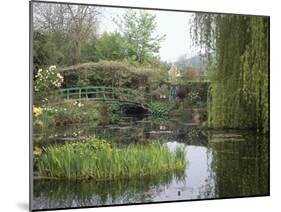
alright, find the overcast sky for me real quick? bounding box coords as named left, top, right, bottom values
left=99, top=7, right=199, bottom=63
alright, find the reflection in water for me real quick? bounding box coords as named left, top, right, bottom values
left=209, top=132, right=269, bottom=198
left=33, top=109, right=269, bottom=210
left=33, top=170, right=185, bottom=210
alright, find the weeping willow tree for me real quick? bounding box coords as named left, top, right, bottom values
left=191, top=14, right=269, bottom=133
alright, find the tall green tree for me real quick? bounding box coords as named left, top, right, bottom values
left=114, top=10, right=166, bottom=65
left=95, top=32, right=127, bottom=61
left=33, top=29, right=67, bottom=73
left=191, top=14, right=269, bottom=133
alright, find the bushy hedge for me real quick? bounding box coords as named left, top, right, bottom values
left=59, top=61, right=167, bottom=90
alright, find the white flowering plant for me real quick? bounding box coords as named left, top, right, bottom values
left=34, top=65, right=64, bottom=93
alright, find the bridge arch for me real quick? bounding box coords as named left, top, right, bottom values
left=59, top=86, right=152, bottom=110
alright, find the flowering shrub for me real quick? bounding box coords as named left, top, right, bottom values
left=32, top=101, right=108, bottom=130
left=34, top=65, right=64, bottom=93
left=186, top=90, right=202, bottom=106
left=33, top=106, right=43, bottom=117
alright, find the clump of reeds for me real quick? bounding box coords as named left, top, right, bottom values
left=38, top=137, right=186, bottom=180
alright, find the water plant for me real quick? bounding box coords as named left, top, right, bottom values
left=38, top=137, right=186, bottom=180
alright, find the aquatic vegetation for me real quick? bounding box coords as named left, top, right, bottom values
left=38, top=137, right=186, bottom=180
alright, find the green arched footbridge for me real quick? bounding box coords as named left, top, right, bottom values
left=59, top=86, right=153, bottom=109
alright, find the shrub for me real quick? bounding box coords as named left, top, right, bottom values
left=33, top=106, right=43, bottom=117
left=53, top=111, right=76, bottom=126
left=59, top=61, right=166, bottom=89
left=34, top=65, right=64, bottom=93
left=147, top=102, right=170, bottom=116
left=33, top=101, right=107, bottom=128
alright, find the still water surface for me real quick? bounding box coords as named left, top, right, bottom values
left=33, top=109, right=269, bottom=210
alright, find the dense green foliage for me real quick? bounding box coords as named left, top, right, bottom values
left=38, top=137, right=186, bottom=179
left=192, top=14, right=269, bottom=133
left=95, top=32, right=126, bottom=61
left=33, top=28, right=99, bottom=70
left=59, top=61, right=168, bottom=89
left=33, top=30, right=75, bottom=73
left=114, top=10, right=166, bottom=66
left=147, top=102, right=170, bottom=116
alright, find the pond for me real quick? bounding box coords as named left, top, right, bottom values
left=32, top=108, right=269, bottom=210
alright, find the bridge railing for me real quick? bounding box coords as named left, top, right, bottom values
left=59, top=86, right=152, bottom=105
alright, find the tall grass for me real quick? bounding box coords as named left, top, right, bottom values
left=38, top=137, right=186, bottom=180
